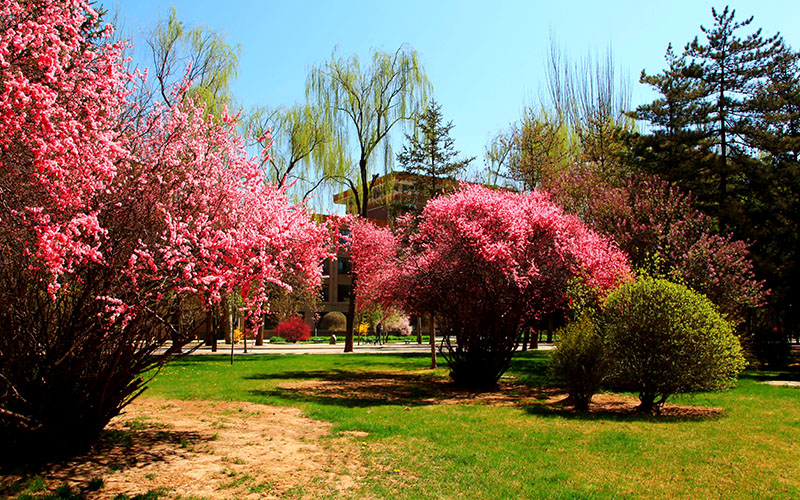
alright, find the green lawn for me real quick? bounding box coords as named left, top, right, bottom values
left=141, top=352, right=800, bottom=499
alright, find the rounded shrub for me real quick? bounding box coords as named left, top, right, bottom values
left=273, top=317, right=311, bottom=342
left=603, top=276, right=746, bottom=413
left=549, top=315, right=608, bottom=410
left=318, top=311, right=346, bottom=332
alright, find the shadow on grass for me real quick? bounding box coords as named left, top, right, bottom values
left=248, top=370, right=449, bottom=408
left=522, top=399, right=726, bottom=423
left=739, top=366, right=800, bottom=383
left=0, top=423, right=213, bottom=491
left=247, top=368, right=564, bottom=410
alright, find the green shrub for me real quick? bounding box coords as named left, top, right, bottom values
left=549, top=315, right=608, bottom=410
left=603, top=276, right=746, bottom=413
left=268, top=336, right=286, bottom=344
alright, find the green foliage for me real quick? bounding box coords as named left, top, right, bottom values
left=631, top=7, right=800, bottom=352
left=306, top=44, right=431, bottom=217
left=148, top=8, right=240, bottom=115
left=603, top=276, right=746, bottom=413
left=244, top=103, right=346, bottom=204
left=548, top=315, right=608, bottom=410
left=565, top=277, right=606, bottom=321
left=395, top=99, right=474, bottom=213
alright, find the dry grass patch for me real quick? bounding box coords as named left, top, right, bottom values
left=1, top=398, right=363, bottom=499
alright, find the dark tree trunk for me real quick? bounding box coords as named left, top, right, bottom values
left=430, top=314, right=437, bottom=369
left=344, top=286, right=356, bottom=352
left=636, top=392, right=661, bottom=414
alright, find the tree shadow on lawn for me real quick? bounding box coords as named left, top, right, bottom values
left=247, top=368, right=566, bottom=409
left=0, top=420, right=213, bottom=492
left=523, top=393, right=726, bottom=423
left=242, top=350, right=721, bottom=422
left=739, top=365, right=800, bottom=383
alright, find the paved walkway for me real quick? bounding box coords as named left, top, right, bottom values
left=160, top=340, right=554, bottom=356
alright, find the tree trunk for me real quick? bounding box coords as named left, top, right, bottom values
left=223, top=296, right=232, bottom=344
left=416, top=316, right=422, bottom=344
left=344, top=289, right=356, bottom=352
left=636, top=392, right=659, bottom=414
left=204, top=310, right=213, bottom=348
left=429, top=314, right=437, bottom=369
left=522, top=328, right=529, bottom=352
left=211, top=308, right=218, bottom=352
left=255, top=323, right=264, bottom=346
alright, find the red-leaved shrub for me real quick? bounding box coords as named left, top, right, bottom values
left=274, top=317, right=312, bottom=342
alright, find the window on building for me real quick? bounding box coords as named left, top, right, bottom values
left=337, top=284, right=351, bottom=302
left=337, top=257, right=352, bottom=275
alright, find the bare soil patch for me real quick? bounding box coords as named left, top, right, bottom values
left=279, top=372, right=723, bottom=418
left=278, top=372, right=555, bottom=407
left=540, top=393, right=725, bottom=418
left=761, top=380, right=800, bottom=387
left=2, top=398, right=363, bottom=499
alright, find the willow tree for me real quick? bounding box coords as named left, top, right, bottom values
left=307, top=45, right=431, bottom=352
left=245, top=104, right=346, bottom=200
left=143, top=8, right=242, bottom=349
left=147, top=7, right=240, bottom=115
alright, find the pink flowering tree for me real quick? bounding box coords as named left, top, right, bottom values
left=352, top=184, right=631, bottom=386
left=0, top=0, right=330, bottom=458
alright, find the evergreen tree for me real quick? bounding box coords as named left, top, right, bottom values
left=685, top=6, right=788, bottom=205
left=396, top=100, right=474, bottom=205
left=632, top=6, right=800, bottom=357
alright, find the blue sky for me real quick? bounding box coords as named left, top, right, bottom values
left=111, top=0, right=800, bottom=208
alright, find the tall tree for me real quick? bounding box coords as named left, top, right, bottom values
left=684, top=6, right=786, bottom=205
left=634, top=7, right=791, bottom=212
left=306, top=45, right=431, bottom=352
left=395, top=100, right=474, bottom=203
left=0, top=0, right=330, bottom=458
left=244, top=104, right=345, bottom=202
left=627, top=45, right=715, bottom=207
left=544, top=39, right=634, bottom=177
left=487, top=40, right=633, bottom=191
left=146, top=7, right=240, bottom=114
left=632, top=7, right=800, bottom=357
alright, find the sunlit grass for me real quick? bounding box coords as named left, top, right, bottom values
left=144, top=352, right=800, bottom=499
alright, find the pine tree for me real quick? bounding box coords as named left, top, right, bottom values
left=396, top=100, right=474, bottom=205
left=632, top=6, right=800, bottom=357
left=685, top=6, right=788, bottom=205
left=630, top=44, right=716, bottom=208
left=634, top=7, right=792, bottom=213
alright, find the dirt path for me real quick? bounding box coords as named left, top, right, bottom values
left=5, top=398, right=363, bottom=499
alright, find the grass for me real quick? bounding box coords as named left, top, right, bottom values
left=3, top=477, right=165, bottom=500
left=140, top=352, right=798, bottom=499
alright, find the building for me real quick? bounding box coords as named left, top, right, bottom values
left=332, top=171, right=454, bottom=221
left=309, top=172, right=455, bottom=335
